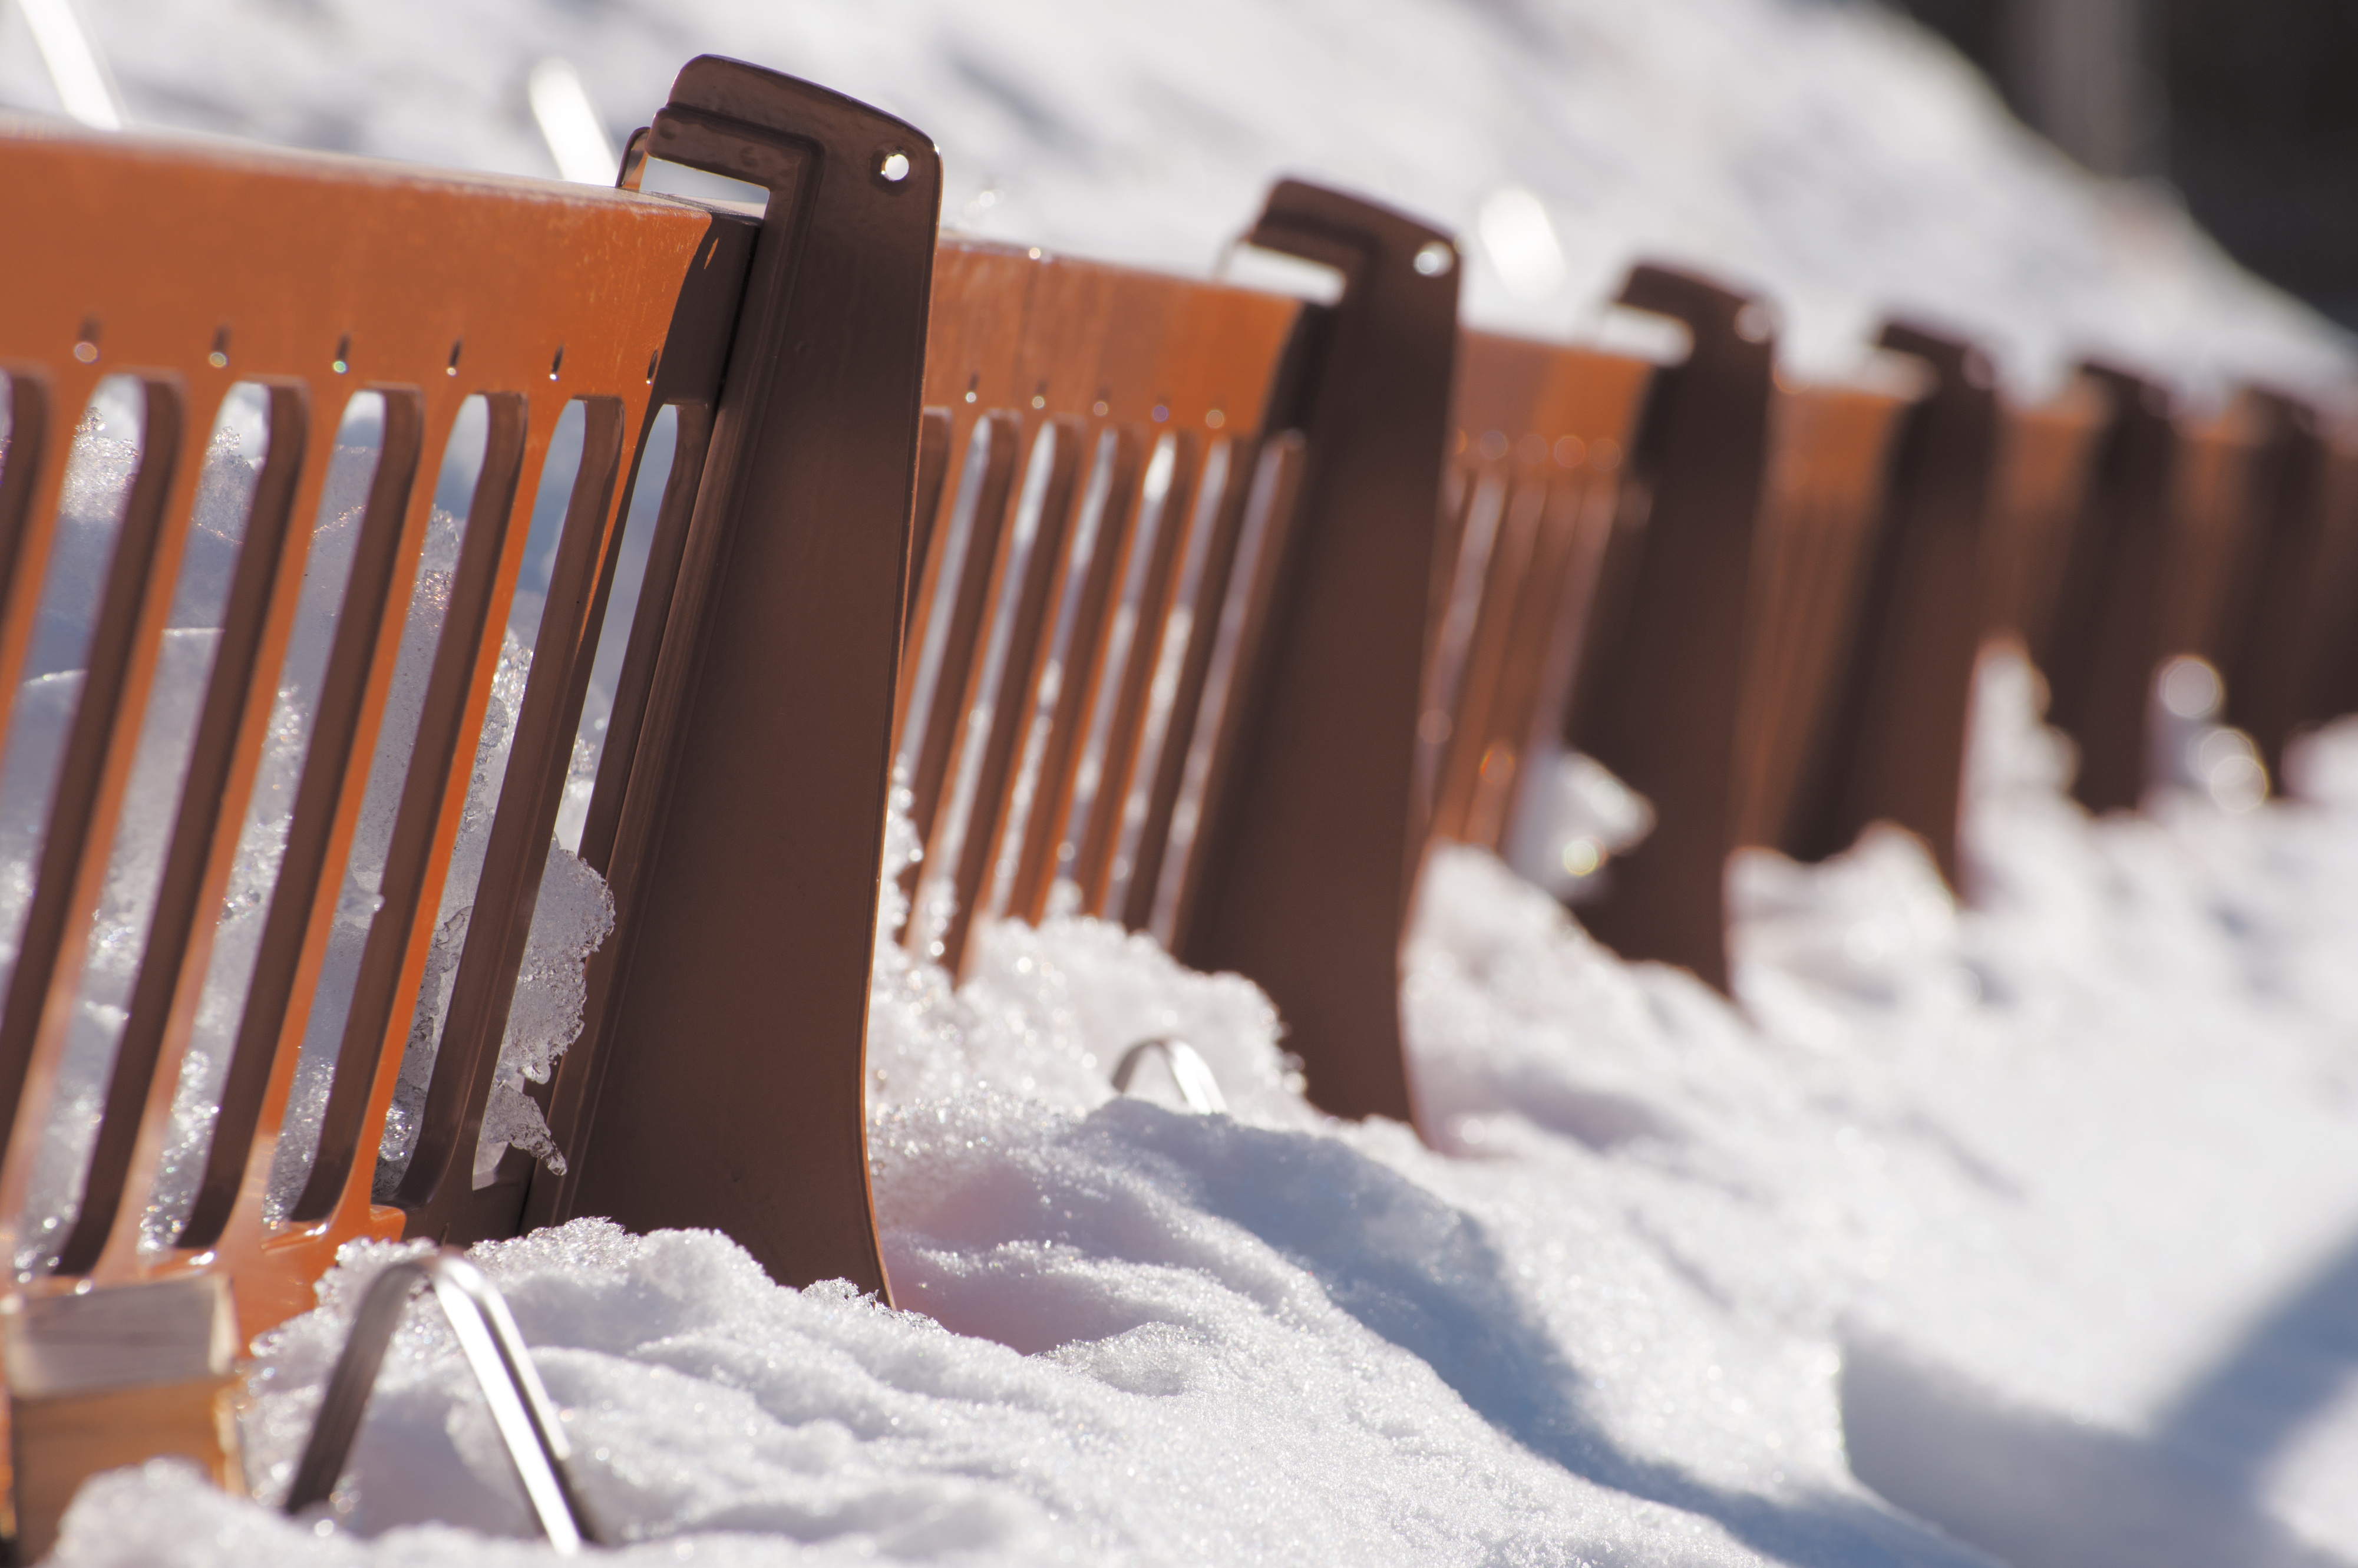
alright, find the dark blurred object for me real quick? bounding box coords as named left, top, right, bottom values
left=1883, top=0, right=2358, bottom=331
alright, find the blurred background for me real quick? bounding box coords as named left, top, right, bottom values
left=1, top=0, right=2352, bottom=400
left=1884, top=0, right=2358, bottom=331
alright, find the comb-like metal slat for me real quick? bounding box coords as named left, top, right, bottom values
left=65, top=384, right=315, bottom=1277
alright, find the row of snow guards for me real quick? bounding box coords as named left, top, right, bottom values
left=4, top=44, right=2358, bottom=1435
left=1432, top=269, right=2358, bottom=991
left=540, top=180, right=1462, bottom=1296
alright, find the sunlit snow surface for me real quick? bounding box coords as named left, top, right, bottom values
left=44, top=658, right=2358, bottom=1566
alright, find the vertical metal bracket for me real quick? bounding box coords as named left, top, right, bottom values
left=531, top=58, right=941, bottom=1299
left=2219, top=389, right=2336, bottom=777
left=1794, top=322, right=2000, bottom=886
left=1170, top=180, right=1459, bottom=1130
left=1566, top=264, right=1775, bottom=993
left=2043, top=361, right=2175, bottom=813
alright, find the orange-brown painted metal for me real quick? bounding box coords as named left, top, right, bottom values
left=888, top=239, right=1300, bottom=974
left=1982, top=377, right=2109, bottom=667
left=893, top=180, right=1460, bottom=1131
left=2226, top=412, right=2358, bottom=771
left=2043, top=364, right=2175, bottom=813
left=0, top=114, right=734, bottom=1342
left=1430, top=332, right=1653, bottom=856
left=2158, top=397, right=2271, bottom=670
left=1730, top=375, right=1914, bottom=856
left=2309, top=434, right=2358, bottom=729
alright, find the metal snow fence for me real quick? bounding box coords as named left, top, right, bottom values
left=1547, top=265, right=1919, bottom=992
left=1554, top=265, right=1778, bottom=993
left=2221, top=402, right=2358, bottom=774
left=1981, top=375, right=2109, bottom=675
left=876, top=181, right=1459, bottom=1149
left=0, top=57, right=941, bottom=1339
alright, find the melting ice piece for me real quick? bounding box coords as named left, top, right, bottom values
left=1503, top=742, right=1655, bottom=903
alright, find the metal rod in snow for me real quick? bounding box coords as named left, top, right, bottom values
left=1112, top=1038, right=1227, bottom=1115
left=17, top=0, right=127, bottom=130
left=529, top=58, right=620, bottom=185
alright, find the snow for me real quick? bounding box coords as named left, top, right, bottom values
left=5, top=0, right=2349, bottom=404
left=28, top=652, right=2358, bottom=1566
left=13, top=0, right=2358, bottom=1562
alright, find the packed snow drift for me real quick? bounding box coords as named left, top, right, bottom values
left=8, top=1, right=2358, bottom=1565
left=38, top=661, right=2358, bottom=1568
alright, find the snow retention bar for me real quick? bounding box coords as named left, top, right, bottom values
left=526, top=60, right=941, bottom=1298
left=1984, top=378, right=2109, bottom=677
left=885, top=241, right=1307, bottom=977
left=1562, top=266, right=1775, bottom=993
left=0, top=92, right=792, bottom=1343
left=2040, top=367, right=2317, bottom=815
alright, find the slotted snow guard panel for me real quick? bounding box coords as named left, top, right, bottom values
left=888, top=179, right=1458, bottom=1142
left=0, top=57, right=940, bottom=1333
left=1428, top=331, right=1654, bottom=861
left=1729, top=374, right=1914, bottom=860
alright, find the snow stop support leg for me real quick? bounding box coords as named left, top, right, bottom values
left=2221, top=397, right=2358, bottom=776
left=524, top=58, right=940, bottom=1299
left=2218, top=391, right=2329, bottom=777
left=1562, top=265, right=1774, bottom=994
left=1791, top=324, right=2002, bottom=887
left=1167, top=181, right=1460, bottom=1131
left=2041, top=363, right=2176, bottom=815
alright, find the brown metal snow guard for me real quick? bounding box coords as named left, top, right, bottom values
left=0, top=57, right=941, bottom=1335
left=1426, top=331, right=1654, bottom=860
left=1557, top=265, right=1915, bottom=988
left=523, top=63, right=939, bottom=1299
left=883, top=180, right=1459, bottom=1140
left=1789, top=323, right=2000, bottom=885
left=2042, top=368, right=2306, bottom=812
left=2042, top=364, right=2181, bottom=813
left=2224, top=406, right=2358, bottom=772
left=1560, top=266, right=1776, bottom=992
